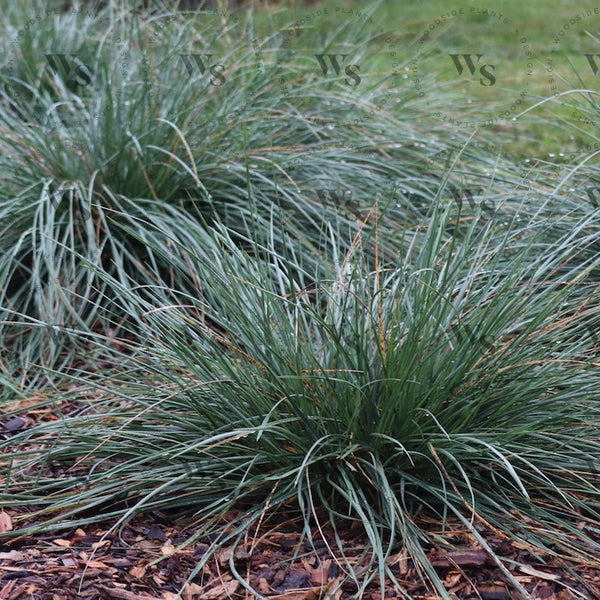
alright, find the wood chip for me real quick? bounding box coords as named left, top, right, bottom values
left=476, top=585, right=511, bottom=599
left=0, top=512, right=12, bottom=534
left=181, top=582, right=203, bottom=600
left=128, top=566, right=147, bottom=579
left=0, top=551, right=23, bottom=561
left=431, top=549, right=488, bottom=567
left=98, top=586, right=162, bottom=600
left=0, top=580, right=16, bottom=600
left=265, top=588, right=321, bottom=600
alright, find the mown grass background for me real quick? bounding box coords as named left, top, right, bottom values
left=1, top=1, right=600, bottom=599
left=371, top=0, right=600, bottom=160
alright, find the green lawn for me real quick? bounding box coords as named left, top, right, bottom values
left=341, top=0, right=600, bottom=160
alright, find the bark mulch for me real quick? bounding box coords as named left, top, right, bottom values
left=2, top=401, right=600, bottom=599
left=1, top=504, right=600, bottom=600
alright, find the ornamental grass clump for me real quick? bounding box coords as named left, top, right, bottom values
left=2, top=0, right=494, bottom=396
left=3, top=199, right=600, bottom=598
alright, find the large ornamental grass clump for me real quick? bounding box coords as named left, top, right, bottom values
left=3, top=201, right=600, bottom=598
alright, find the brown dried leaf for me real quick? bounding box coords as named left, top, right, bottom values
left=0, top=512, right=12, bottom=534
left=181, top=582, right=203, bottom=600
left=134, top=539, right=161, bottom=550
left=160, top=544, right=175, bottom=555
left=215, top=547, right=232, bottom=566
left=86, top=560, right=111, bottom=569
left=182, top=580, right=240, bottom=600
left=322, top=578, right=344, bottom=600
left=129, top=565, right=147, bottom=579
left=304, top=558, right=332, bottom=586
left=213, top=579, right=239, bottom=600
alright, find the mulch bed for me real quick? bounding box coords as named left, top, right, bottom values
left=2, top=505, right=600, bottom=600
left=2, top=400, right=600, bottom=599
